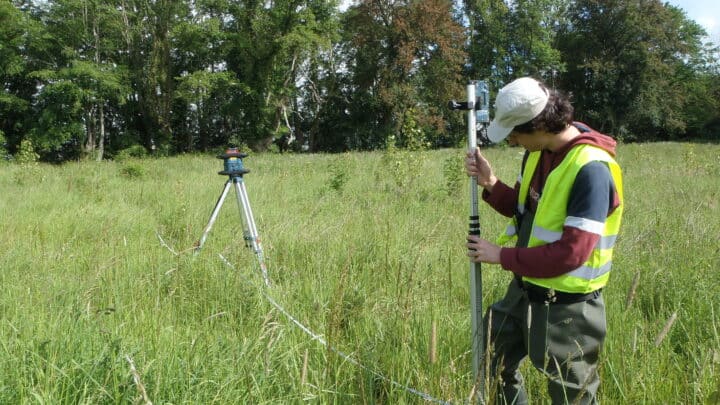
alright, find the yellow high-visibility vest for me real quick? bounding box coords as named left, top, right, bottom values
left=497, top=144, right=624, bottom=293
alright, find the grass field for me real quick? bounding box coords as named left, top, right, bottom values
left=0, top=142, right=718, bottom=404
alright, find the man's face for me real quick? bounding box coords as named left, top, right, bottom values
left=507, top=131, right=547, bottom=152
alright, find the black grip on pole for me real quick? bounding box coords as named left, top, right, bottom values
left=469, top=215, right=480, bottom=236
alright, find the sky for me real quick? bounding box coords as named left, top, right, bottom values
left=667, top=0, right=720, bottom=44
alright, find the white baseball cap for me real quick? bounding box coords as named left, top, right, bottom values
left=487, top=77, right=549, bottom=143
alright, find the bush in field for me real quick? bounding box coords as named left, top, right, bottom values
left=115, top=145, right=148, bottom=161
left=326, top=155, right=350, bottom=193
left=15, top=139, right=39, bottom=164
left=442, top=154, right=464, bottom=196
left=120, top=162, right=146, bottom=178
left=379, top=134, right=430, bottom=194
left=0, top=130, right=7, bottom=162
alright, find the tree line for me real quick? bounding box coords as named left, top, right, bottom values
left=1, top=0, right=718, bottom=162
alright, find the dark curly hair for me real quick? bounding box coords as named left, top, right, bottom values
left=513, top=83, right=574, bottom=135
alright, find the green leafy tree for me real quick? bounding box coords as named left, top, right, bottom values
left=27, top=78, right=85, bottom=152
left=463, top=0, right=509, bottom=84
left=108, top=0, right=185, bottom=153
left=223, top=0, right=340, bottom=151
left=0, top=1, right=34, bottom=155
left=681, top=48, right=720, bottom=139
left=170, top=0, right=235, bottom=151
left=174, top=70, right=244, bottom=151
left=507, top=0, right=566, bottom=79
left=464, top=0, right=566, bottom=90
left=26, top=0, right=130, bottom=160
left=338, top=0, right=466, bottom=150
left=557, top=0, right=713, bottom=140
left=29, top=61, right=127, bottom=157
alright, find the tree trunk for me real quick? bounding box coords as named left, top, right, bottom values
left=85, top=108, right=96, bottom=156
left=96, top=103, right=105, bottom=161
left=94, top=15, right=104, bottom=161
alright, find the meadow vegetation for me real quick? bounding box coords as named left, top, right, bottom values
left=0, top=143, right=718, bottom=403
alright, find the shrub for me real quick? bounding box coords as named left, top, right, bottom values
left=115, top=145, right=148, bottom=161
left=120, top=162, right=146, bottom=178
left=327, top=155, right=350, bottom=193
left=443, top=154, right=464, bottom=196
left=15, top=139, right=39, bottom=164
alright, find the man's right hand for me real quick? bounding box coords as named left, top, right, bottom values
left=465, top=147, right=497, bottom=191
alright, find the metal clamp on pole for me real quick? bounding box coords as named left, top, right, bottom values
left=449, top=80, right=491, bottom=402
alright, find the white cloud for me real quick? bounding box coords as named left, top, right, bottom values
left=696, top=16, right=717, bottom=33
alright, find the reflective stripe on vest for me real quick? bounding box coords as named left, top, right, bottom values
left=497, top=144, right=624, bottom=294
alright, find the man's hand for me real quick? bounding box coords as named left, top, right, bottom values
left=466, top=235, right=502, bottom=264
left=465, top=147, right=497, bottom=191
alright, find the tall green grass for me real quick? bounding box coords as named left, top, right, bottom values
left=0, top=142, right=718, bottom=404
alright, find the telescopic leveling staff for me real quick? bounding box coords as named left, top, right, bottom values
left=449, top=80, right=490, bottom=402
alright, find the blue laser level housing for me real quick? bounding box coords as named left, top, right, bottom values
left=218, top=147, right=250, bottom=177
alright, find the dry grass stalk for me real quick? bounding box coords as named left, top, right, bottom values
left=655, top=312, right=678, bottom=347
left=301, top=349, right=309, bottom=386
left=206, top=311, right=227, bottom=320
left=125, top=355, right=153, bottom=405
left=633, top=328, right=638, bottom=353
left=467, top=378, right=479, bottom=404
left=429, top=320, right=437, bottom=364
left=626, top=271, right=641, bottom=308
left=155, top=231, right=178, bottom=255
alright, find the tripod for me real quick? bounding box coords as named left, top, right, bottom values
left=194, top=148, right=270, bottom=286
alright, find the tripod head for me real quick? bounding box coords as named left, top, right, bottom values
left=448, top=80, right=491, bottom=144
left=218, top=147, right=250, bottom=178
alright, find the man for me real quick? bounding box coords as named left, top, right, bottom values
left=465, top=77, right=623, bottom=404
